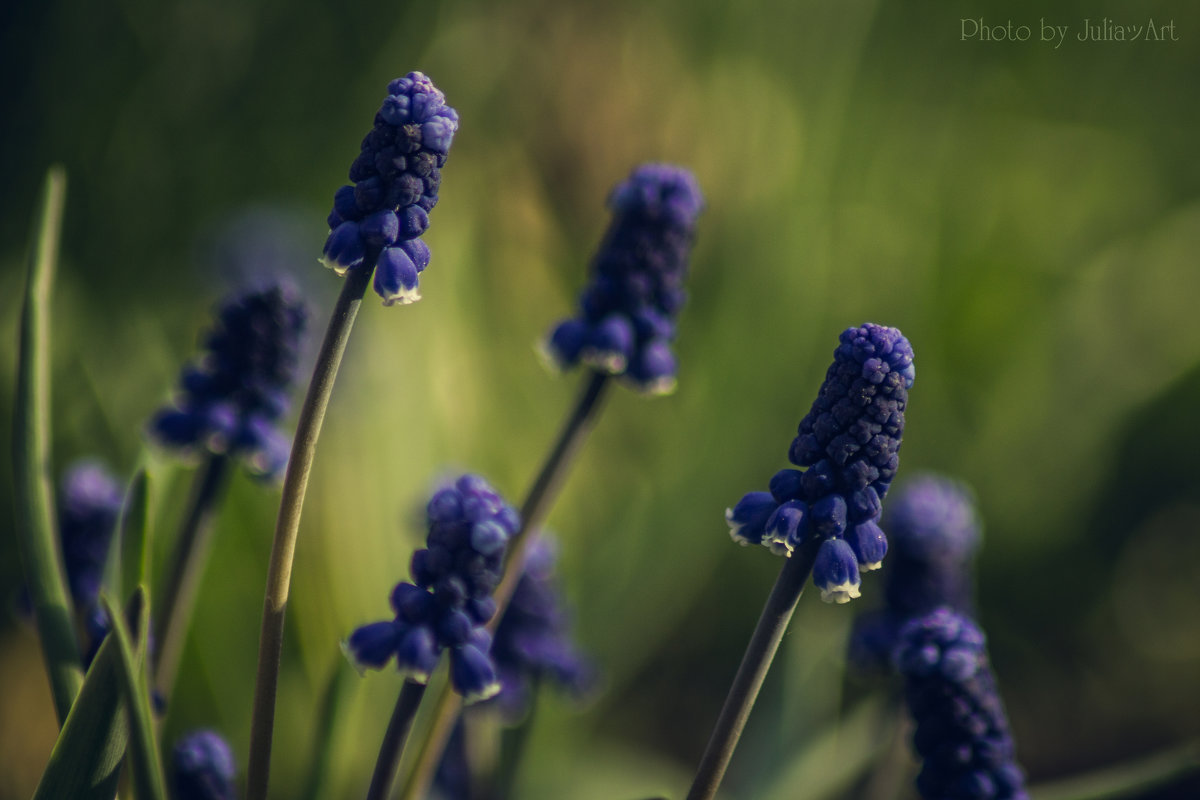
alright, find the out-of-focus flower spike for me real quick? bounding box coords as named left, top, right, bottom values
left=172, top=730, right=237, bottom=800
left=149, top=281, right=308, bottom=482
left=893, top=609, right=1028, bottom=800
left=541, top=163, right=703, bottom=393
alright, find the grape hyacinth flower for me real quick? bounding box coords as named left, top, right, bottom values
left=893, top=609, right=1028, bottom=800
left=488, top=538, right=593, bottom=719
left=688, top=324, right=915, bottom=800
left=850, top=474, right=983, bottom=672
left=55, top=461, right=124, bottom=609
left=150, top=281, right=308, bottom=481
left=346, top=475, right=520, bottom=703
left=17, top=461, right=122, bottom=665
left=725, top=323, right=915, bottom=603
left=172, top=730, right=238, bottom=800
left=320, top=72, right=459, bottom=305
left=541, top=163, right=705, bottom=394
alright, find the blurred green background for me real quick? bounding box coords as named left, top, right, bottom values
left=3, top=0, right=1199, bottom=797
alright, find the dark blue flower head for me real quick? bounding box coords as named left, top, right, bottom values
left=884, top=474, right=982, bottom=617
left=725, top=323, right=913, bottom=603
left=56, top=460, right=124, bottom=609
left=345, top=475, right=520, bottom=703
left=850, top=474, right=983, bottom=672
left=893, top=609, right=1028, bottom=800
left=150, top=281, right=308, bottom=481
left=541, top=163, right=704, bottom=395
left=172, top=729, right=237, bottom=800
left=321, top=72, right=458, bottom=305
left=487, top=538, right=594, bottom=719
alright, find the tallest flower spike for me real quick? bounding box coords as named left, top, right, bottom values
left=542, top=163, right=705, bottom=394
left=249, top=74, right=457, bottom=800
left=321, top=72, right=459, bottom=305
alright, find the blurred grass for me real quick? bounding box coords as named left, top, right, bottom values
left=3, top=0, right=1200, bottom=797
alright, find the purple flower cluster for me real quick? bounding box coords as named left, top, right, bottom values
left=894, top=609, right=1028, bottom=800
left=884, top=474, right=981, bottom=617
left=20, top=461, right=124, bottom=667
left=56, top=461, right=124, bottom=609
left=321, top=72, right=459, bottom=305
left=542, top=163, right=704, bottom=394
left=172, top=730, right=237, bottom=800
left=850, top=474, right=982, bottom=671
left=345, top=475, right=520, bottom=703
left=488, top=539, right=593, bottom=719
left=150, top=282, right=308, bottom=481
left=725, top=323, right=913, bottom=603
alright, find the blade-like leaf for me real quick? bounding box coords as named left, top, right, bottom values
left=31, top=593, right=149, bottom=800
left=760, top=696, right=887, bottom=800
left=102, top=589, right=167, bottom=800
left=1031, top=738, right=1200, bottom=800
left=299, top=656, right=358, bottom=800
left=119, top=467, right=152, bottom=604
left=11, top=165, right=82, bottom=724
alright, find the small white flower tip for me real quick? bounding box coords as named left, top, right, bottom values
left=461, top=680, right=502, bottom=705
left=819, top=581, right=862, bottom=604
left=381, top=287, right=422, bottom=307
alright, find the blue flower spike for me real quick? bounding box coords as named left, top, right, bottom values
left=172, top=730, right=237, bottom=800
left=345, top=475, right=520, bottom=703
left=488, top=538, right=594, bottom=719
left=724, top=323, right=914, bottom=603
left=320, top=72, right=459, bottom=304
left=848, top=474, right=984, bottom=673
left=56, top=461, right=124, bottom=609
left=149, top=282, right=308, bottom=481
left=541, top=163, right=704, bottom=394
left=893, top=609, right=1029, bottom=800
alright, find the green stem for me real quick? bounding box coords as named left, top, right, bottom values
left=491, top=677, right=540, bottom=800
left=246, top=264, right=373, bottom=800
left=398, top=370, right=611, bottom=800
left=12, top=166, right=83, bottom=725
left=685, top=538, right=822, bottom=800
left=152, top=453, right=230, bottom=702
left=861, top=699, right=910, bottom=800
left=366, top=679, right=429, bottom=800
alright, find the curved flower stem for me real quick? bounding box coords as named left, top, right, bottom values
left=398, top=672, right=461, bottom=800
left=366, top=679, right=429, bottom=800
left=152, top=453, right=230, bottom=702
left=398, top=370, right=611, bottom=800
left=685, top=537, right=822, bottom=800
left=246, top=264, right=374, bottom=800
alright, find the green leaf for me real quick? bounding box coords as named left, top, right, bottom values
left=759, top=695, right=888, bottom=800
left=31, top=593, right=146, bottom=800
left=1031, top=738, right=1200, bottom=800
left=119, top=467, right=152, bottom=604
left=11, top=165, right=82, bottom=725
left=299, top=655, right=358, bottom=800
left=102, top=589, right=167, bottom=800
